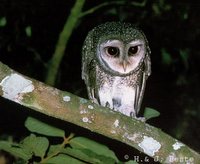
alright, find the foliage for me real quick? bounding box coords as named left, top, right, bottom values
left=0, top=17, right=6, bottom=27
left=143, top=107, right=160, bottom=121
left=0, top=117, right=137, bottom=163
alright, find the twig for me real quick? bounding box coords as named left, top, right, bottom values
left=79, top=0, right=147, bottom=18
left=45, top=0, right=85, bottom=86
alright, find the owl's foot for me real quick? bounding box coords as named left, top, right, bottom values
left=130, top=111, right=136, bottom=118
left=91, top=98, right=99, bottom=105
left=105, top=102, right=109, bottom=108
left=135, top=116, right=146, bottom=122
left=130, top=112, right=146, bottom=122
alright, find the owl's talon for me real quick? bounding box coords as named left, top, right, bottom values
left=105, top=102, right=110, bottom=108
left=135, top=117, right=146, bottom=122
left=130, top=111, right=136, bottom=118
left=91, top=98, right=99, bottom=105
left=130, top=112, right=146, bottom=122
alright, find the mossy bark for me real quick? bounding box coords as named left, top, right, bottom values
left=0, top=61, right=200, bottom=163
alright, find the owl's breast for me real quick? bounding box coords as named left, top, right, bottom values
left=111, top=76, right=138, bottom=116
left=95, top=66, right=142, bottom=116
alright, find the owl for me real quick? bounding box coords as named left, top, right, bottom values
left=82, top=22, right=151, bottom=117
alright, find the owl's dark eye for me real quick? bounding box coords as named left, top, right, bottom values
left=128, top=46, right=139, bottom=56
left=106, top=47, right=119, bottom=57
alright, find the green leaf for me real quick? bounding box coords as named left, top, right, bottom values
left=0, top=141, right=32, bottom=160
left=14, top=159, right=27, bottom=164
left=25, top=26, right=32, bottom=37
left=70, top=137, right=118, bottom=163
left=125, top=160, right=138, bottom=164
left=80, top=148, right=116, bottom=164
left=48, top=145, right=100, bottom=163
left=144, top=107, right=160, bottom=120
left=179, top=49, right=189, bottom=70
left=62, top=147, right=100, bottom=163
left=21, top=134, right=49, bottom=158
left=106, top=8, right=117, bottom=15
left=161, top=48, right=172, bottom=65
left=47, top=144, right=62, bottom=156
left=0, top=17, right=6, bottom=27
left=45, top=154, right=84, bottom=164
left=25, top=117, right=65, bottom=137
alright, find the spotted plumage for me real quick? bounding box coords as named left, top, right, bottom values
left=82, top=22, right=151, bottom=117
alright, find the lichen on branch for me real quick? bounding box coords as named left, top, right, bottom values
left=0, top=61, right=200, bottom=163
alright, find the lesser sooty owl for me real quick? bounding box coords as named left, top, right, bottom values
left=82, top=22, right=151, bottom=117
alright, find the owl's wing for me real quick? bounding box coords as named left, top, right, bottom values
left=82, top=35, right=99, bottom=103
left=135, top=54, right=151, bottom=114
left=83, top=60, right=99, bottom=104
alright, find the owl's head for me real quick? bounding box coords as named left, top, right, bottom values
left=83, top=22, right=151, bottom=76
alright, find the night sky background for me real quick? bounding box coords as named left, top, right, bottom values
left=0, top=0, right=200, bottom=162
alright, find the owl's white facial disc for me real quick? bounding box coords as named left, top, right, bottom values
left=99, top=39, right=145, bottom=74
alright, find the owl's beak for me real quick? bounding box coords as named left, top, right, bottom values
left=122, top=61, right=127, bottom=72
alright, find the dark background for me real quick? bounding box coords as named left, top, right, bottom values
left=0, top=0, right=200, bottom=161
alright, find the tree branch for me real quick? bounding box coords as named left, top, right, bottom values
left=79, top=0, right=147, bottom=18
left=79, top=2, right=116, bottom=18
left=45, top=0, right=85, bottom=86
left=0, top=61, right=199, bottom=163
